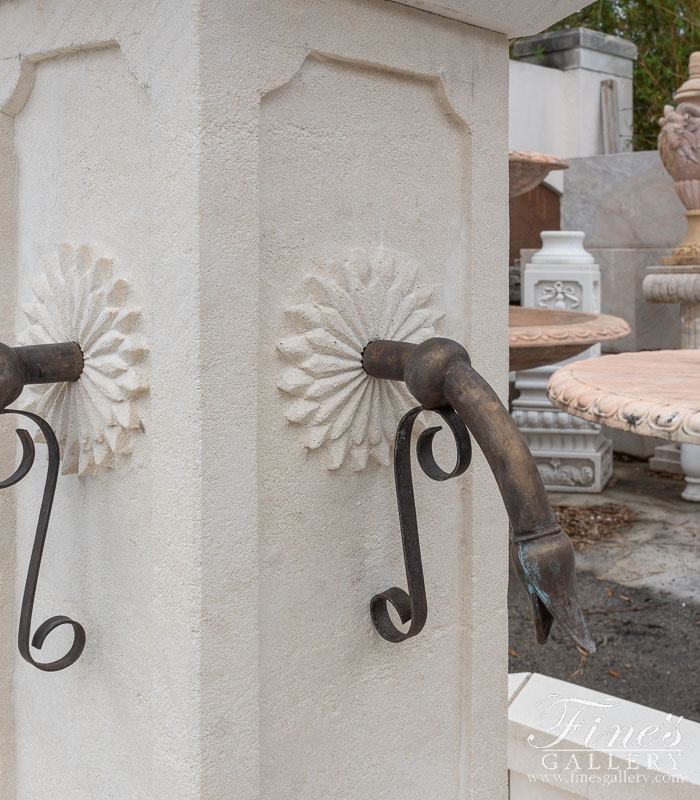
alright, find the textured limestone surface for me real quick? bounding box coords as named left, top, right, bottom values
left=0, top=12, right=195, bottom=800
left=0, top=1, right=513, bottom=799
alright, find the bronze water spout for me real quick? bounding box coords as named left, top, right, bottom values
left=0, top=342, right=83, bottom=410
left=363, top=337, right=595, bottom=653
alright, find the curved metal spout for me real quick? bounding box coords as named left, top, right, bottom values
left=0, top=341, right=83, bottom=411
left=363, top=337, right=595, bottom=653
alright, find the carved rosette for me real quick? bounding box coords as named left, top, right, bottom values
left=18, top=244, right=148, bottom=476
left=277, top=248, right=443, bottom=470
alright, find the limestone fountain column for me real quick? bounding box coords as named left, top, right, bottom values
left=0, top=2, right=592, bottom=798
left=644, top=51, right=700, bottom=501
left=512, top=232, right=613, bottom=492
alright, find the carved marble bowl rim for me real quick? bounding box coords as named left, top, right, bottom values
left=508, top=308, right=631, bottom=347
left=508, top=150, right=570, bottom=168
left=546, top=350, right=700, bottom=445
left=508, top=150, right=570, bottom=199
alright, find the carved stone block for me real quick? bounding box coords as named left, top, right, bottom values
left=0, top=3, right=514, bottom=799
left=536, top=445, right=613, bottom=493
left=513, top=231, right=612, bottom=493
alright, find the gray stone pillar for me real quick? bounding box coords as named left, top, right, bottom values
left=513, top=27, right=637, bottom=154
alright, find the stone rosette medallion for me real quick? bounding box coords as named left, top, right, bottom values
left=277, top=247, right=443, bottom=470
left=18, top=244, right=149, bottom=476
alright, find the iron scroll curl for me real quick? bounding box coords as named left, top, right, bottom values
left=370, top=405, right=472, bottom=643
left=0, top=409, right=86, bottom=671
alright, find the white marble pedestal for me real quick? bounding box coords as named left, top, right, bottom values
left=644, top=265, right=700, bottom=499
left=513, top=232, right=612, bottom=493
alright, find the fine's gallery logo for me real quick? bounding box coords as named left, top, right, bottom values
left=523, top=694, right=686, bottom=789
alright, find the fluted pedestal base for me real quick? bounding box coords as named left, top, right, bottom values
left=644, top=264, right=700, bottom=500
left=512, top=366, right=613, bottom=493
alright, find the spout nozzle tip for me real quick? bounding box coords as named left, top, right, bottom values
left=565, top=622, right=596, bottom=654
left=512, top=532, right=596, bottom=654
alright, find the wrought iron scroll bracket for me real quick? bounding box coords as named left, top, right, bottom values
left=362, top=336, right=596, bottom=654
left=0, top=408, right=85, bottom=672
left=0, top=341, right=85, bottom=671
left=0, top=409, right=86, bottom=671
left=370, top=405, right=471, bottom=643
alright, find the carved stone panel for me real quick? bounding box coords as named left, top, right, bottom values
left=537, top=457, right=595, bottom=487
left=536, top=279, right=583, bottom=309
left=6, top=42, right=156, bottom=799
left=259, top=53, right=472, bottom=799
left=0, top=4, right=511, bottom=799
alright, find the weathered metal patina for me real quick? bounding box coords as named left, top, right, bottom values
left=370, top=404, right=471, bottom=643
left=363, top=336, right=595, bottom=653
left=0, top=334, right=594, bottom=666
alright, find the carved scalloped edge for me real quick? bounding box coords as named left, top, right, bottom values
left=508, top=150, right=570, bottom=199
left=547, top=362, right=700, bottom=444
left=643, top=272, right=700, bottom=303
left=18, top=243, right=149, bottom=477
left=508, top=150, right=569, bottom=168
left=509, top=314, right=630, bottom=347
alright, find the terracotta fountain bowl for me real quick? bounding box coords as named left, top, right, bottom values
left=508, top=150, right=569, bottom=199
left=509, top=307, right=631, bottom=372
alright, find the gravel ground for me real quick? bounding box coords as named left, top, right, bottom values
left=509, top=568, right=700, bottom=723
left=509, top=458, right=700, bottom=723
